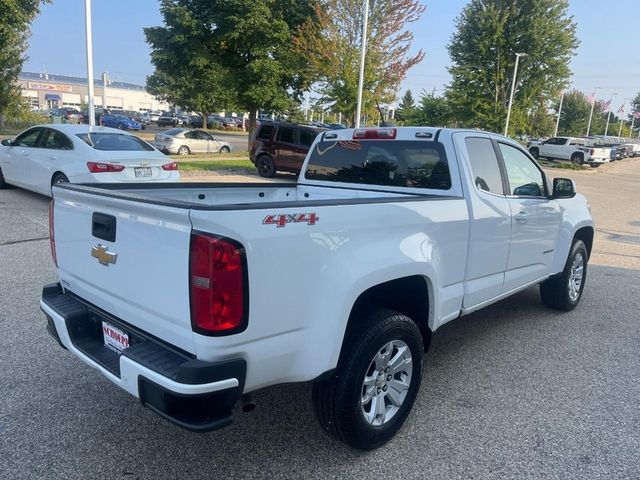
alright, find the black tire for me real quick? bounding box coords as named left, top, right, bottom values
left=0, top=166, right=8, bottom=189
left=540, top=239, right=588, bottom=311
left=51, top=173, right=69, bottom=194
left=529, top=147, right=539, bottom=159
left=312, top=309, right=424, bottom=450
left=256, top=155, right=276, bottom=178
left=219, top=146, right=230, bottom=153
left=571, top=153, right=584, bottom=165
left=177, top=145, right=190, bottom=156
left=117, top=123, right=124, bottom=130
left=592, top=163, right=601, bottom=168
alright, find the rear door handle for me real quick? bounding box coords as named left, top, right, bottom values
left=514, top=211, right=528, bottom=223
left=49, top=155, right=57, bottom=161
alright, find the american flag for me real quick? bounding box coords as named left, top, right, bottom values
left=618, top=102, right=626, bottom=114
left=635, top=112, right=640, bottom=119
left=338, top=141, right=362, bottom=151
left=601, top=99, right=611, bottom=111
left=586, top=94, right=595, bottom=105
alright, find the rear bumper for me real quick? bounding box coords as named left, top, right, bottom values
left=41, top=283, right=245, bottom=432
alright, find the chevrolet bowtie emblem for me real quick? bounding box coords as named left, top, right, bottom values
left=91, top=244, right=118, bottom=266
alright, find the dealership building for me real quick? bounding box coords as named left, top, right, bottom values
left=17, top=71, right=169, bottom=112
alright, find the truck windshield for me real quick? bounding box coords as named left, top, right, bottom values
left=304, top=140, right=451, bottom=190
left=76, top=133, right=155, bottom=151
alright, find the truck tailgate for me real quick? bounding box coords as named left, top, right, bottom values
left=52, top=187, right=195, bottom=354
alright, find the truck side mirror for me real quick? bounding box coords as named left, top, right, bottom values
left=1, top=139, right=12, bottom=147
left=552, top=178, right=576, bottom=199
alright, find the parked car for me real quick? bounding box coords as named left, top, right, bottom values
left=82, top=107, right=110, bottom=125
left=41, top=126, right=593, bottom=450
left=124, top=110, right=149, bottom=127
left=528, top=136, right=611, bottom=167
left=250, top=122, right=327, bottom=177
left=146, top=111, right=161, bottom=123
left=50, top=108, right=84, bottom=124
left=154, top=128, right=232, bottom=155
left=0, top=124, right=179, bottom=196
left=157, top=112, right=185, bottom=127
left=100, top=114, right=142, bottom=131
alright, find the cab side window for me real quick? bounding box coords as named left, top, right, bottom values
left=300, top=130, right=316, bottom=147
left=499, top=143, right=546, bottom=197
left=276, top=127, right=296, bottom=144
left=14, top=128, right=43, bottom=148
left=465, top=137, right=504, bottom=194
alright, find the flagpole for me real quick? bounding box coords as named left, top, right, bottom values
left=355, top=0, right=369, bottom=128
left=586, top=87, right=600, bottom=136
left=604, top=93, right=617, bottom=137
left=554, top=91, right=564, bottom=137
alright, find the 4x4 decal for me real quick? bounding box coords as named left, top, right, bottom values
left=262, top=213, right=319, bottom=228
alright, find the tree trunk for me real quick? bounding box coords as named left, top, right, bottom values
left=202, top=113, right=207, bottom=130
left=247, top=108, right=258, bottom=151
left=0, top=113, right=5, bottom=131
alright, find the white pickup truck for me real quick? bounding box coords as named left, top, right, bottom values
left=528, top=136, right=611, bottom=167
left=41, top=127, right=594, bottom=450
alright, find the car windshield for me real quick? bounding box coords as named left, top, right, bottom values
left=76, top=133, right=155, bottom=151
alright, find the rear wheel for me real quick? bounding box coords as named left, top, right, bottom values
left=117, top=123, right=124, bottom=130
left=529, top=147, right=539, bottom=159
left=312, top=309, right=424, bottom=450
left=219, top=146, right=230, bottom=153
left=177, top=146, right=190, bottom=156
left=571, top=153, right=584, bottom=165
left=51, top=173, right=69, bottom=194
left=540, top=239, right=588, bottom=311
left=256, top=155, right=276, bottom=178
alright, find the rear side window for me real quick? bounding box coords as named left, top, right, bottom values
left=305, top=140, right=451, bottom=190
left=300, top=130, right=316, bottom=147
left=256, top=125, right=274, bottom=140
left=276, top=127, right=296, bottom=144
left=41, top=129, right=73, bottom=150
left=465, top=137, right=504, bottom=194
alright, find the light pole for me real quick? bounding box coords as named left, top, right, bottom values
left=604, top=93, right=617, bottom=137
left=618, top=98, right=631, bottom=138
left=554, top=90, right=565, bottom=137
left=84, top=0, right=96, bottom=126
left=355, top=0, right=370, bottom=128
left=585, top=86, right=601, bottom=137
left=504, top=52, right=527, bottom=137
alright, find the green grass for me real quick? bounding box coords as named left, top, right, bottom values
left=538, top=159, right=587, bottom=170
left=177, top=158, right=256, bottom=173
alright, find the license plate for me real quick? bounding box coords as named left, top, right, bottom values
left=135, top=167, right=153, bottom=178
left=102, top=321, right=130, bottom=354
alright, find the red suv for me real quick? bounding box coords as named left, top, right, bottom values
left=250, top=122, right=326, bottom=177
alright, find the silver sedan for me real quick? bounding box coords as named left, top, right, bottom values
left=154, top=128, right=232, bottom=155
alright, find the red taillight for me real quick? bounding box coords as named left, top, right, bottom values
left=189, top=233, right=247, bottom=335
left=87, top=162, right=126, bottom=173
left=162, top=162, right=178, bottom=171
left=353, top=128, right=397, bottom=140
left=49, top=200, right=57, bottom=267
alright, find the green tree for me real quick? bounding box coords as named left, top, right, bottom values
left=556, top=90, right=608, bottom=137
left=412, top=91, right=451, bottom=127
left=146, top=0, right=317, bottom=145
left=295, top=0, right=425, bottom=126
left=447, top=0, right=578, bottom=135
left=0, top=0, right=48, bottom=129
left=396, top=89, right=416, bottom=123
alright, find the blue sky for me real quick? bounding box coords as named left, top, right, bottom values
left=25, top=0, right=640, bottom=111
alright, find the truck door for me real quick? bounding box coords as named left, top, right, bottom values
left=496, top=141, right=562, bottom=291
left=455, top=134, right=511, bottom=308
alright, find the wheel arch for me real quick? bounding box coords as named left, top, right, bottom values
left=342, top=275, right=433, bottom=354
left=51, top=171, right=67, bottom=185
left=573, top=225, right=594, bottom=259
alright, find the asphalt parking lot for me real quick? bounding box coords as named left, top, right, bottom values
left=1, top=160, right=639, bottom=479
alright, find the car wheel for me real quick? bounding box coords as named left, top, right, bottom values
left=540, top=239, right=588, bottom=311
left=571, top=153, right=583, bottom=165
left=592, top=163, right=601, bottom=168
left=51, top=173, right=69, bottom=193
left=117, top=123, right=124, bottom=130
left=529, top=147, right=539, bottom=159
left=177, top=146, right=190, bottom=156
left=312, top=308, right=424, bottom=450
left=256, top=155, right=276, bottom=178
left=219, top=146, right=230, bottom=153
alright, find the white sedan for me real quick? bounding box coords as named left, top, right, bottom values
left=0, top=124, right=180, bottom=196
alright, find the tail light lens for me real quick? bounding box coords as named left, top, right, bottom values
left=161, top=162, right=178, bottom=171
left=49, top=200, right=57, bottom=267
left=87, top=162, right=126, bottom=173
left=189, top=232, right=248, bottom=335
left=353, top=128, right=397, bottom=139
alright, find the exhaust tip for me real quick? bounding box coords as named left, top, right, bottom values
left=240, top=394, right=256, bottom=413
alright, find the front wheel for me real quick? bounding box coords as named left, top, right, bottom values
left=540, top=239, right=588, bottom=311
left=0, top=166, right=8, bottom=188
left=312, top=309, right=424, bottom=450
left=219, top=146, right=230, bottom=153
